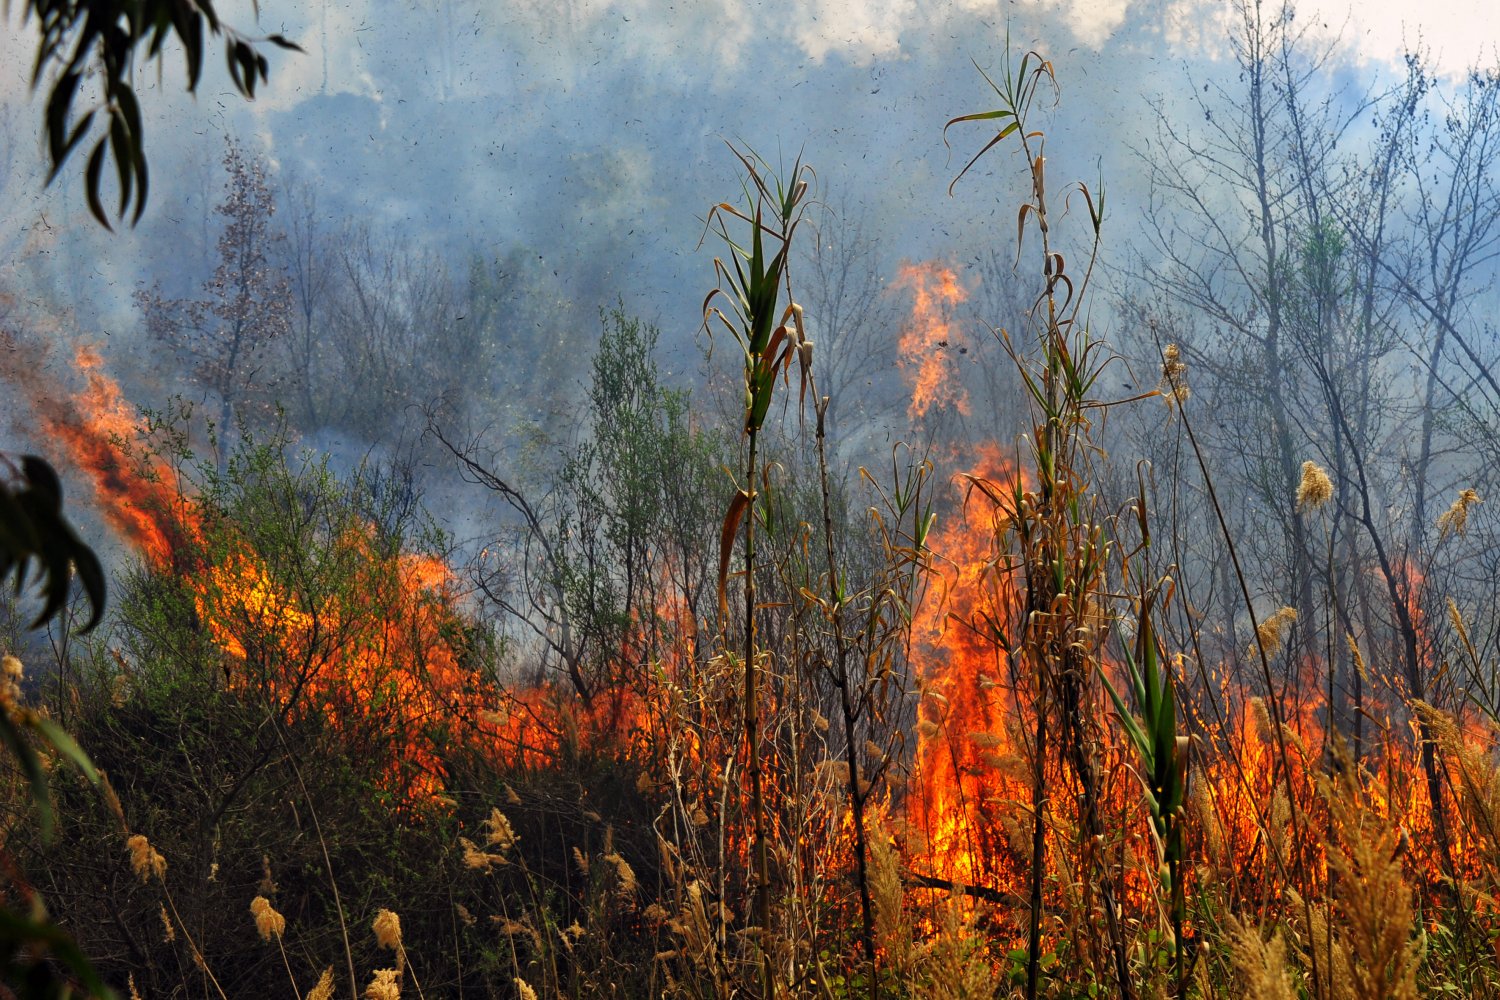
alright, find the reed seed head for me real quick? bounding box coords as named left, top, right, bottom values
left=483, top=807, right=517, bottom=852
left=372, top=908, right=402, bottom=950
left=1346, top=633, right=1371, bottom=685
left=250, top=895, right=285, bottom=941
left=1438, top=487, right=1481, bottom=539
left=605, top=851, right=638, bottom=897
left=1225, top=917, right=1297, bottom=1000
left=99, top=771, right=126, bottom=828
left=1160, top=343, right=1190, bottom=408
left=307, top=968, right=335, bottom=1000
left=461, top=837, right=507, bottom=870
left=126, top=834, right=167, bottom=883
left=1295, top=460, right=1333, bottom=511
left=1252, top=606, right=1297, bottom=660
left=363, top=968, right=400, bottom=1000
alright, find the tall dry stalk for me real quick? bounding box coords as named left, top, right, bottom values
left=946, top=45, right=1131, bottom=1000
left=704, top=145, right=811, bottom=997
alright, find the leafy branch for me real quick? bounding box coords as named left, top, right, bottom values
left=12, top=0, right=301, bottom=228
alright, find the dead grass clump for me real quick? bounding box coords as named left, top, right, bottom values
left=1295, top=745, right=1423, bottom=1000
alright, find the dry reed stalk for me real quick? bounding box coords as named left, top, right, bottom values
left=945, top=43, right=1136, bottom=1000
left=1224, top=916, right=1298, bottom=1000
left=1296, top=745, right=1424, bottom=1000
left=703, top=145, right=812, bottom=997
left=1416, top=702, right=1500, bottom=880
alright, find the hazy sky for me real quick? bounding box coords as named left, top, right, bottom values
left=1, top=0, right=1495, bottom=339
left=1, top=0, right=1496, bottom=561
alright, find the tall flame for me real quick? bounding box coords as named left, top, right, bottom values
left=5, top=321, right=1493, bottom=933
left=894, top=261, right=970, bottom=422
left=6, top=340, right=197, bottom=566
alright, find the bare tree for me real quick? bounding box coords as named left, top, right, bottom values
left=1132, top=1, right=1500, bottom=913
left=800, top=191, right=900, bottom=454
left=271, top=208, right=481, bottom=445
left=279, top=179, right=335, bottom=429
left=137, top=139, right=292, bottom=473
left=321, top=224, right=469, bottom=436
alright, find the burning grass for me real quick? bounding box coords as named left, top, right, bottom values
left=12, top=295, right=1498, bottom=999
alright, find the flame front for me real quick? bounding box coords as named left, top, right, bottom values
left=12, top=324, right=1498, bottom=961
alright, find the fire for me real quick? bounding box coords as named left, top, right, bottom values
left=7, top=340, right=511, bottom=803
left=195, top=524, right=489, bottom=802
left=11, top=342, right=198, bottom=564
left=9, top=317, right=1498, bottom=963
left=905, top=442, right=1028, bottom=890
left=894, top=261, right=970, bottom=422
left=884, top=257, right=1493, bottom=943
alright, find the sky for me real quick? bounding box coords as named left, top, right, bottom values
left=2, top=0, right=1493, bottom=257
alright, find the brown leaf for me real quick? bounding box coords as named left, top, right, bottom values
left=718, top=489, right=754, bottom=622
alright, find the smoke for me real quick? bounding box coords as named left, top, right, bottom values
left=2, top=0, right=1494, bottom=579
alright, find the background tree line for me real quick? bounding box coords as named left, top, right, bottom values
left=1112, top=0, right=1500, bottom=876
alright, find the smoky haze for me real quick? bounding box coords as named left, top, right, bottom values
left=1, top=0, right=1496, bottom=615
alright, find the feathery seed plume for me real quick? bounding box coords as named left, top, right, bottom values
left=307, top=968, right=336, bottom=1000
left=1295, top=461, right=1333, bottom=511
left=160, top=903, right=176, bottom=943
left=1247, top=697, right=1274, bottom=745
left=1438, top=487, right=1481, bottom=539
left=127, top=834, right=167, bottom=883
left=1346, top=634, right=1371, bottom=686
left=483, top=808, right=517, bottom=851
left=99, top=771, right=126, bottom=827
left=1160, top=343, right=1190, bottom=408
left=1224, top=918, right=1297, bottom=1000
left=363, top=968, right=400, bottom=1000
left=605, top=851, right=638, bottom=897
left=1447, top=598, right=1474, bottom=655
left=515, top=978, right=539, bottom=1000
left=461, top=837, right=506, bottom=870
left=1251, top=607, right=1298, bottom=660
left=250, top=895, right=285, bottom=941
left=372, top=908, right=402, bottom=950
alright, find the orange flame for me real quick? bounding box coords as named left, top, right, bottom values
left=902, top=443, right=1039, bottom=895
left=14, top=343, right=199, bottom=565
left=11, top=328, right=1495, bottom=939
left=894, top=261, right=970, bottom=422
left=10, top=343, right=506, bottom=803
